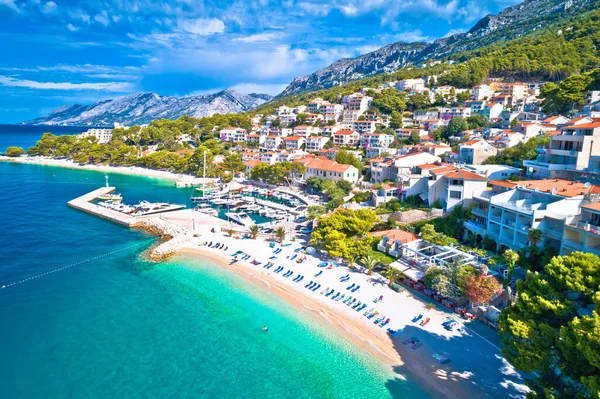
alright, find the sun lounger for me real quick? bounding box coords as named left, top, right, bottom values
left=420, top=318, right=430, bottom=326
left=358, top=304, right=367, bottom=311
left=364, top=308, right=374, bottom=316
left=285, top=272, right=293, bottom=278
left=380, top=318, right=390, bottom=327
left=331, top=292, right=340, bottom=300
left=343, top=296, right=353, bottom=304
left=305, top=281, right=313, bottom=288
left=336, top=294, right=345, bottom=302
left=290, top=254, right=297, bottom=260
left=352, top=301, right=362, bottom=309
left=351, top=285, right=360, bottom=292
left=297, top=276, right=304, bottom=283
left=325, top=290, right=334, bottom=297
left=346, top=283, right=355, bottom=290
left=320, top=286, right=329, bottom=294
left=314, top=271, right=322, bottom=277
left=312, top=284, right=320, bottom=291
left=411, top=314, right=423, bottom=323
left=347, top=298, right=356, bottom=306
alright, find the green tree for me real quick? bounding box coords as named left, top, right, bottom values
left=273, top=226, right=287, bottom=243
left=306, top=205, right=326, bottom=221
left=527, top=228, right=544, bottom=247
left=5, top=146, right=25, bottom=157
left=445, top=117, right=470, bottom=138
left=499, top=252, right=600, bottom=398
left=384, top=265, right=401, bottom=285
left=503, top=249, right=520, bottom=284
left=360, top=254, right=378, bottom=275
left=466, top=113, right=490, bottom=129
left=335, top=150, right=363, bottom=172
left=248, top=224, right=260, bottom=239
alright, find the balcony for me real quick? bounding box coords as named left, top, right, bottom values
left=489, top=213, right=502, bottom=223
left=567, top=221, right=600, bottom=236
left=465, top=220, right=486, bottom=236
left=472, top=207, right=489, bottom=218
left=562, top=239, right=587, bottom=252
left=377, top=243, right=387, bottom=252
left=549, top=149, right=578, bottom=157
left=496, top=202, right=535, bottom=215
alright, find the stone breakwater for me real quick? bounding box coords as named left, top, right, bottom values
left=137, top=218, right=191, bottom=261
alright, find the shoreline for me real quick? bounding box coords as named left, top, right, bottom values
left=0, top=155, right=203, bottom=185
left=157, top=226, right=528, bottom=399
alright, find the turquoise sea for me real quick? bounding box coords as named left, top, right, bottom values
left=0, top=127, right=429, bottom=398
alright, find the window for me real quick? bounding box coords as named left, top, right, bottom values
left=449, top=191, right=462, bottom=199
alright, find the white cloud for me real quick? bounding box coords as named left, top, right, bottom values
left=41, top=1, right=57, bottom=14
left=233, top=32, right=282, bottom=43
left=67, top=24, right=79, bottom=32
left=296, top=2, right=330, bottom=16
left=0, top=0, right=19, bottom=12
left=67, top=8, right=91, bottom=24
left=0, top=75, right=134, bottom=91
left=94, top=11, right=110, bottom=27
left=178, top=18, right=225, bottom=35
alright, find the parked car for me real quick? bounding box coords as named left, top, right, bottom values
left=300, top=228, right=313, bottom=235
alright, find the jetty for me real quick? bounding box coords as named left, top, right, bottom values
left=67, top=187, right=139, bottom=227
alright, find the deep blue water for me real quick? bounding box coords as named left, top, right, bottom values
left=0, top=124, right=90, bottom=152
left=0, top=158, right=427, bottom=398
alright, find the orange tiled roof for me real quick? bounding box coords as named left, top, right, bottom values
left=508, top=178, right=600, bottom=198
left=372, top=229, right=420, bottom=244
left=444, top=169, right=487, bottom=181
left=582, top=202, right=600, bottom=212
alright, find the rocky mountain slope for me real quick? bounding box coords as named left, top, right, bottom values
left=24, top=90, right=272, bottom=126
left=280, top=0, right=597, bottom=96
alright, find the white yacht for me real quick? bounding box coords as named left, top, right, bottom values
left=194, top=203, right=218, bottom=217
left=225, top=212, right=254, bottom=227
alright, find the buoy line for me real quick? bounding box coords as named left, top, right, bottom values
left=1, top=242, right=143, bottom=290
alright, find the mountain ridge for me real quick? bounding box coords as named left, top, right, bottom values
left=279, top=0, right=598, bottom=96
left=24, top=89, right=272, bottom=126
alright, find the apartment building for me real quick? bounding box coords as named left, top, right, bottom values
left=426, top=167, right=488, bottom=211
left=305, top=136, right=330, bottom=152
left=471, top=84, right=492, bottom=100
left=464, top=179, right=600, bottom=253
left=282, top=136, right=305, bottom=150
left=246, top=134, right=265, bottom=146
left=352, top=120, right=377, bottom=135
left=332, top=130, right=360, bottom=146
left=79, top=128, right=113, bottom=144
left=263, top=136, right=282, bottom=150
left=359, top=133, right=394, bottom=149
left=307, top=98, right=328, bottom=113
left=502, top=83, right=527, bottom=100
left=563, top=202, right=600, bottom=257
left=523, top=122, right=600, bottom=179
left=458, top=139, right=498, bottom=165
left=296, top=156, right=360, bottom=184
left=342, top=93, right=372, bottom=113
left=219, top=127, right=247, bottom=143
left=293, top=125, right=321, bottom=138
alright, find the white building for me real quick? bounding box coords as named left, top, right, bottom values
left=342, top=93, right=372, bottom=113
left=305, top=136, right=330, bottom=152
left=79, top=128, right=113, bottom=144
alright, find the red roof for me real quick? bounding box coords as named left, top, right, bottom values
left=244, top=160, right=261, bottom=167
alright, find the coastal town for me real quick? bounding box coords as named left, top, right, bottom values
left=4, top=72, right=600, bottom=398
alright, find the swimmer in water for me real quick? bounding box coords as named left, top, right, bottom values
left=262, top=326, right=268, bottom=332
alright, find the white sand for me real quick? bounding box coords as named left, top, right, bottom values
left=0, top=156, right=203, bottom=185
left=139, top=217, right=528, bottom=399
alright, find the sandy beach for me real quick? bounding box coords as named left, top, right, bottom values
left=143, top=221, right=529, bottom=399
left=0, top=156, right=203, bottom=185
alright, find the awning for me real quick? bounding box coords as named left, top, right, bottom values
left=390, top=261, right=425, bottom=282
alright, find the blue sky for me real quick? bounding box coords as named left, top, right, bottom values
left=0, top=0, right=519, bottom=122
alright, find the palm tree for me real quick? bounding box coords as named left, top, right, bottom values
left=527, top=228, right=544, bottom=247
left=360, top=255, right=378, bottom=275
left=384, top=265, right=400, bottom=285
left=248, top=224, right=260, bottom=240
left=274, top=226, right=286, bottom=243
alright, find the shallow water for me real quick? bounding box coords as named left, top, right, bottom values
left=0, top=161, right=428, bottom=398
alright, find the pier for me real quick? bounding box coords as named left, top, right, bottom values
left=67, top=187, right=139, bottom=227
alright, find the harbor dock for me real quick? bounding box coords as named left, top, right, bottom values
left=67, top=187, right=139, bottom=227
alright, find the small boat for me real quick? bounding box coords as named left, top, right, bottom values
left=194, top=203, right=218, bottom=217
left=225, top=212, right=254, bottom=227
left=98, top=193, right=123, bottom=202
